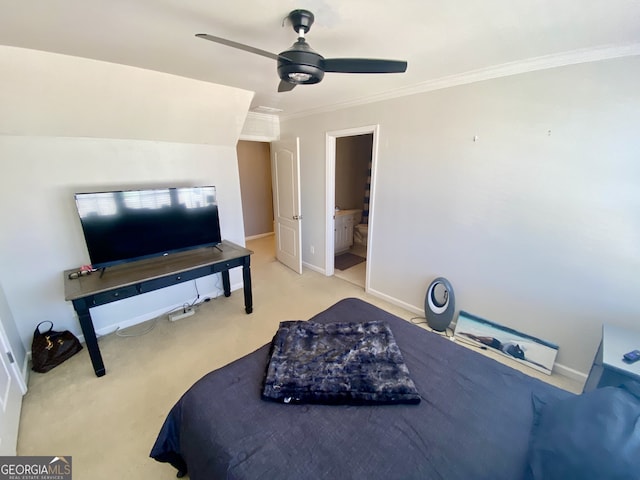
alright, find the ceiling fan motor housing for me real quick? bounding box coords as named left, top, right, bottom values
left=278, top=40, right=325, bottom=84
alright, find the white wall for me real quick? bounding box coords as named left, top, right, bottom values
left=281, top=56, right=640, bottom=377
left=0, top=47, right=254, bottom=349
left=0, top=46, right=251, bottom=145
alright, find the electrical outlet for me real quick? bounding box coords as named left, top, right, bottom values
left=310, top=245, right=315, bottom=254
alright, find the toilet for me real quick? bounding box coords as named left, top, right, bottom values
left=354, top=223, right=368, bottom=246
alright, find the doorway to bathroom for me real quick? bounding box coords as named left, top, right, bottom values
left=325, top=125, right=378, bottom=290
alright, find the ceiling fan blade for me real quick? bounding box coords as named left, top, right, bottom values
left=323, top=58, right=408, bottom=74
left=195, top=33, right=279, bottom=61
left=278, top=80, right=297, bottom=93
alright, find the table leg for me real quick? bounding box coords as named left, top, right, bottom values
left=221, top=270, right=231, bottom=297
left=72, top=299, right=106, bottom=377
left=242, top=259, right=253, bottom=314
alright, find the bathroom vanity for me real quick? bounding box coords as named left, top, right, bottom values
left=334, top=209, right=362, bottom=253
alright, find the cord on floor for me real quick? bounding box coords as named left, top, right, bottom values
left=410, top=316, right=454, bottom=338
left=97, top=278, right=222, bottom=339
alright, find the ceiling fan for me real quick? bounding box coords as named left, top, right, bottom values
left=196, top=9, right=408, bottom=92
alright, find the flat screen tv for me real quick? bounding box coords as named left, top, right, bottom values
left=74, top=186, right=222, bottom=270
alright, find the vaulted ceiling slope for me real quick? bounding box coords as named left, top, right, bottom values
left=1, top=0, right=639, bottom=118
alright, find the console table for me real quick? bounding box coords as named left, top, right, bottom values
left=64, top=240, right=253, bottom=377
left=583, top=324, right=640, bottom=392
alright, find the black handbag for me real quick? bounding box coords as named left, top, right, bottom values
left=31, top=321, right=83, bottom=373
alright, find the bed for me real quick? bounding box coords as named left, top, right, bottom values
left=150, top=298, right=574, bottom=479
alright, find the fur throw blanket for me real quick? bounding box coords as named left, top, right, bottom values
left=262, top=320, right=421, bottom=405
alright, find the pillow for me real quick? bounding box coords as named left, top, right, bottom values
left=526, top=383, right=640, bottom=480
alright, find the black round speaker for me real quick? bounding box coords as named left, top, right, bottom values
left=424, top=277, right=455, bottom=332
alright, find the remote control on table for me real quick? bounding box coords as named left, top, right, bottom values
left=622, top=350, right=640, bottom=363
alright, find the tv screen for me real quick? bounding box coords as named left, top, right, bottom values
left=74, top=186, right=222, bottom=269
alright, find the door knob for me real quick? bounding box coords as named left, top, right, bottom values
left=293, top=215, right=303, bottom=220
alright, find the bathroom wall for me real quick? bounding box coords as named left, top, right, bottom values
left=335, top=134, right=373, bottom=212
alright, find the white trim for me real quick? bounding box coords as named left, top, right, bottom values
left=366, top=286, right=424, bottom=317
left=250, top=107, right=283, bottom=114
left=367, top=286, right=589, bottom=384
left=71, top=283, right=237, bottom=343
left=238, top=133, right=279, bottom=142
left=302, top=261, right=325, bottom=275
left=20, top=354, right=29, bottom=394
left=325, top=125, right=379, bottom=294
left=239, top=111, right=280, bottom=142
left=325, top=134, right=336, bottom=277
left=281, top=43, right=640, bottom=120
left=245, top=232, right=274, bottom=241
left=553, top=363, right=588, bottom=384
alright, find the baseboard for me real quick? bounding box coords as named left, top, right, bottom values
left=552, top=363, right=588, bottom=383
left=302, top=261, right=325, bottom=275
left=366, top=287, right=589, bottom=383
left=366, top=287, right=423, bottom=316
left=71, top=283, right=237, bottom=344
left=20, top=352, right=30, bottom=394
left=245, top=232, right=274, bottom=241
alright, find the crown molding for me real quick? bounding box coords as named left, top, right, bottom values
left=244, top=111, right=279, bottom=121
left=239, top=111, right=280, bottom=142
left=280, top=43, right=640, bottom=121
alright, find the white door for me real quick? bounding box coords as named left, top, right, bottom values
left=0, top=321, right=24, bottom=455
left=271, top=138, right=302, bottom=274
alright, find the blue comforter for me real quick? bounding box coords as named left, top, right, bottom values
left=151, top=298, right=571, bottom=480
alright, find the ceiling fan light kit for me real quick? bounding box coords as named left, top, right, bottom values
left=277, top=37, right=325, bottom=86
left=196, top=9, right=408, bottom=92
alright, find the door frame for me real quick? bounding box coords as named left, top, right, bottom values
left=325, top=124, right=379, bottom=291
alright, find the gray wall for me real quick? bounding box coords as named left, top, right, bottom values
left=281, top=56, right=640, bottom=378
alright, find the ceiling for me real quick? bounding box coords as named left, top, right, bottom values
left=1, top=1, right=640, bottom=118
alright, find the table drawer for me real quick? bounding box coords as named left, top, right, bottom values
left=92, top=285, right=139, bottom=306
left=212, top=257, right=244, bottom=273
left=139, top=266, right=212, bottom=293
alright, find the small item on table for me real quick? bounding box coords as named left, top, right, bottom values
left=622, top=350, right=640, bottom=364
